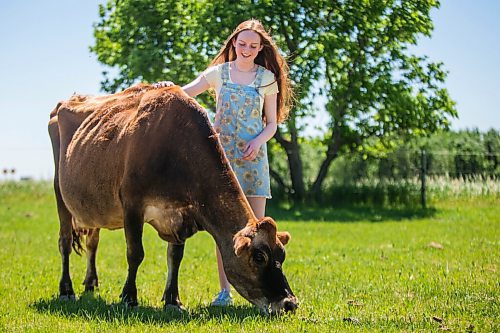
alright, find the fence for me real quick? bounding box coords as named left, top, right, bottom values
left=270, top=147, right=500, bottom=208
left=419, top=149, right=499, bottom=207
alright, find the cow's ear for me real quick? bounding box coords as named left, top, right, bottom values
left=234, top=236, right=251, bottom=256
left=277, top=231, right=291, bottom=246
left=256, top=217, right=277, bottom=243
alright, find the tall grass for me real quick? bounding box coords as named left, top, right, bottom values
left=426, top=175, right=500, bottom=200
left=275, top=176, right=500, bottom=207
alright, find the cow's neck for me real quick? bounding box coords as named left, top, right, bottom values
left=201, top=187, right=257, bottom=248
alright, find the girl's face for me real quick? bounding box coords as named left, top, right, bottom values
left=232, top=30, right=263, bottom=63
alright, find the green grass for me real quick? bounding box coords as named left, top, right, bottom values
left=0, top=181, right=498, bottom=332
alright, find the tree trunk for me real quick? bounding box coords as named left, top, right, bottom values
left=269, top=167, right=290, bottom=194
left=310, top=107, right=344, bottom=199
left=310, top=142, right=340, bottom=199
left=310, top=56, right=358, bottom=200
left=274, top=126, right=305, bottom=202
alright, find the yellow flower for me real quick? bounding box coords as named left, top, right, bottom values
left=245, top=188, right=256, bottom=195
left=221, top=116, right=233, bottom=125
left=230, top=94, right=239, bottom=102
left=244, top=97, right=252, bottom=106
left=251, top=108, right=260, bottom=119
left=236, top=139, right=246, bottom=151
left=243, top=171, right=254, bottom=182
left=256, top=180, right=263, bottom=187
left=220, top=135, right=231, bottom=145
left=226, top=149, right=236, bottom=160
left=247, top=126, right=256, bottom=135
left=235, top=159, right=245, bottom=167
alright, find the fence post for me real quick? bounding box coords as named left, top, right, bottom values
left=420, top=149, right=427, bottom=209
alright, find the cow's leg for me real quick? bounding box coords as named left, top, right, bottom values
left=49, top=112, right=75, bottom=300
left=83, top=228, right=100, bottom=292
left=120, top=208, right=144, bottom=307
left=54, top=178, right=76, bottom=300
left=162, top=243, right=185, bottom=309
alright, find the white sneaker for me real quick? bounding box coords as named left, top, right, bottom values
left=210, top=289, right=233, bottom=306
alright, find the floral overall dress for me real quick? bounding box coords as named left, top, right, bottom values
left=214, top=62, right=271, bottom=198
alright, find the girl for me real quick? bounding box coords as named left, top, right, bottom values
left=154, top=19, right=292, bottom=306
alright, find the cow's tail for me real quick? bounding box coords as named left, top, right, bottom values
left=72, top=229, right=85, bottom=256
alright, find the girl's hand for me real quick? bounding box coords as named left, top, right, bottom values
left=242, top=139, right=262, bottom=161
left=153, top=81, right=175, bottom=88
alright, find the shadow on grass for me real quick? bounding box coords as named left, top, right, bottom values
left=266, top=204, right=437, bottom=222
left=31, top=293, right=269, bottom=325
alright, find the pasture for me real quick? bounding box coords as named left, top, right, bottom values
left=0, top=181, right=498, bottom=332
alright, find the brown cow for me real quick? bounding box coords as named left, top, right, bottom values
left=48, top=84, right=297, bottom=314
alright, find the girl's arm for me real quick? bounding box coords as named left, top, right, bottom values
left=243, top=93, right=278, bottom=160
left=154, top=75, right=210, bottom=98
left=182, top=75, right=210, bottom=97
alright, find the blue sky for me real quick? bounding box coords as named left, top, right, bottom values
left=0, top=0, right=498, bottom=180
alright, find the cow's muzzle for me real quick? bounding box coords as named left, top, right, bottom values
left=284, top=297, right=298, bottom=312
left=270, top=295, right=298, bottom=314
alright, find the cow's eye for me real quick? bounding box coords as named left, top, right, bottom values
left=253, top=250, right=267, bottom=265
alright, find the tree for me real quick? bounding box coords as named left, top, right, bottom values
left=92, top=0, right=456, bottom=201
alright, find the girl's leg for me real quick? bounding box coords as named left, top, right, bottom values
left=216, top=246, right=231, bottom=291
left=246, top=197, right=266, bottom=219
left=213, top=197, right=267, bottom=303
left=217, top=198, right=267, bottom=286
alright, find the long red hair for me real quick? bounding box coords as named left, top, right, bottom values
left=209, top=19, right=292, bottom=123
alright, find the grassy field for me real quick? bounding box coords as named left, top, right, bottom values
left=0, top=182, right=498, bottom=332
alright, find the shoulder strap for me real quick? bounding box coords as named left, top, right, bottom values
left=254, top=66, right=266, bottom=87
left=221, top=62, right=230, bottom=84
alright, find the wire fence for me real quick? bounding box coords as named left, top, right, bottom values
left=323, top=149, right=500, bottom=208
left=268, top=146, right=500, bottom=208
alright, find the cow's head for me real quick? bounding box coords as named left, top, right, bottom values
left=225, top=217, right=297, bottom=314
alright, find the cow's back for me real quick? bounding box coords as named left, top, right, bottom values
left=57, top=85, right=213, bottom=230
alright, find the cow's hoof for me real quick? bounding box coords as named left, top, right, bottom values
left=59, top=281, right=75, bottom=298
left=120, top=295, right=138, bottom=308
left=164, top=303, right=187, bottom=313
left=84, top=285, right=98, bottom=293
left=59, top=294, right=76, bottom=301
left=122, top=300, right=139, bottom=308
